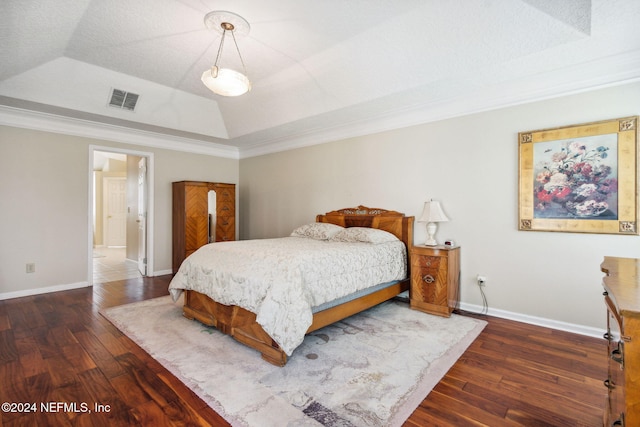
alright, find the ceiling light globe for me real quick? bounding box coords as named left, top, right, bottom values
left=201, top=68, right=251, bottom=97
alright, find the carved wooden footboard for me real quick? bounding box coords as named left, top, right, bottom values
left=183, top=279, right=409, bottom=366
left=183, top=289, right=289, bottom=365
left=182, top=206, right=414, bottom=366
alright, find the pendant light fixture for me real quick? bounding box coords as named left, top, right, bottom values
left=201, top=11, right=251, bottom=97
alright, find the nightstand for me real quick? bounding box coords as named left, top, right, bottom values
left=410, top=245, right=460, bottom=317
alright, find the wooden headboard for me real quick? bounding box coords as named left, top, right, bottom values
left=316, top=205, right=414, bottom=250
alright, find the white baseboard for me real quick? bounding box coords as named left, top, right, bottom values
left=458, top=302, right=605, bottom=339
left=0, top=270, right=174, bottom=301
left=0, top=281, right=90, bottom=301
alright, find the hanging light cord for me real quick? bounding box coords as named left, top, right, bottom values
left=213, top=24, right=248, bottom=76
left=229, top=28, right=248, bottom=75
left=213, top=30, right=227, bottom=69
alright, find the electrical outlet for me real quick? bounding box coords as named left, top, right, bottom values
left=477, top=275, right=487, bottom=286
left=26, top=263, right=36, bottom=273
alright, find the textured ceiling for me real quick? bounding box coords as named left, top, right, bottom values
left=1, top=0, right=640, bottom=157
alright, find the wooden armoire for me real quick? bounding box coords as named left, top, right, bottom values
left=172, top=181, right=235, bottom=273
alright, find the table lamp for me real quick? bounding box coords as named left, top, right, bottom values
left=418, top=200, right=449, bottom=246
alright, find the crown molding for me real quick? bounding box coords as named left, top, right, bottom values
left=239, top=50, right=640, bottom=158
left=0, top=105, right=240, bottom=159
left=3, top=50, right=640, bottom=160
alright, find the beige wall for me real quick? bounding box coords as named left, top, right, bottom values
left=2, top=81, right=639, bottom=333
left=0, top=126, right=238, bottom=295
left=240, top=82, right=640, bottom=332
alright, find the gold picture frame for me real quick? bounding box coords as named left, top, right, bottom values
left=518, top=116, right=638, bottom=235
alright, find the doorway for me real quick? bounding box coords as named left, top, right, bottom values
left=89, top=146, right=154, bottom=284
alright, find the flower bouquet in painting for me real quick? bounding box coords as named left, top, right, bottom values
left=533, top=135, right=618, bottom=219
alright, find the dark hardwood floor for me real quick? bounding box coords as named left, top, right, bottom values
left=0, top=276, right=607, bottom=426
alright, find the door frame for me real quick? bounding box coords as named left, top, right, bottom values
left=88, top=145, right=154, bottom=285
left=137, top=157, right=148, bottom=276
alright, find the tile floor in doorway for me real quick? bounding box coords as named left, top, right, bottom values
left=93, top=247, right=142, bottom=283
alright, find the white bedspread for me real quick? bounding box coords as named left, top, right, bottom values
left=168, top=236, right=406, bottom=355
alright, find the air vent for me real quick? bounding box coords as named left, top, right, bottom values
left=108, top=89, right=139, bottom=111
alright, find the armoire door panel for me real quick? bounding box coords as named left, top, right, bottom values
left=173, top=181, right=236, bottom=273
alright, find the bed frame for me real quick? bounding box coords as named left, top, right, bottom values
left=181, top=206, right=414, bottom=366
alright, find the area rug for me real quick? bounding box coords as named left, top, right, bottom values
left=102, top=296, right=486, bottom=427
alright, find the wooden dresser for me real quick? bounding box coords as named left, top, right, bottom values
left=409, top=245, right=460, bottom=317
left=601, top=256, right=640, bottom=426
left=172, top=181, right=235, bottom=273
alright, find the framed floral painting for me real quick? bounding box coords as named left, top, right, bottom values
left=518, top=116, right=638, bottom=235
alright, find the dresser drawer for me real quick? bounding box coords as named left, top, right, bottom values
left=215, top=216, right=235, bottom=241
left=215, top=187, right=235, bottom=202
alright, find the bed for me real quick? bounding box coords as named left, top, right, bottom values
left=168, top=206, right=414, bottom=366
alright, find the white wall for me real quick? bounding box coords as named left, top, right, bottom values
left=0, top=126, right=238, bottom=296
left=239, top=82, right=640, bottom=333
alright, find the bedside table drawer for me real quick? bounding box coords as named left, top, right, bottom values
left=409, top=246, right=460, bottom=317
left=411, top=255, right=444, bottom=280
left=411, top=256, right=448, bottom=311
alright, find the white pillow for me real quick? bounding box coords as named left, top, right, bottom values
left=290, top=222, right=344, bottom=240
left=330, top=227, right=399, bottom=244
